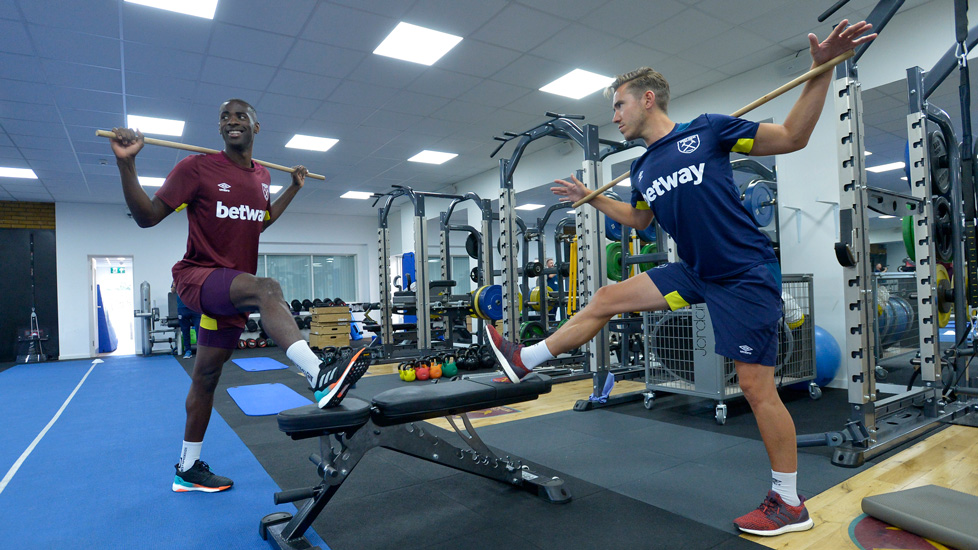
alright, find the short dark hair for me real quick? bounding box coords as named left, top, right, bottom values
left=220, top=98, right=258, bottom=121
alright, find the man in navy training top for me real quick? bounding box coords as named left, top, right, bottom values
left=110, top=99, right=370, bottom=494
left=486, top=20, right=876, bottom=536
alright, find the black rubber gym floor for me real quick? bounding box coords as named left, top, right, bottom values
left=180, top=344, right=923, bottom=550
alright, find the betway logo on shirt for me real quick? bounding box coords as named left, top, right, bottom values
left=216, top=201, right=265, bottom=222
left=642, top=162, right=705, bottom=204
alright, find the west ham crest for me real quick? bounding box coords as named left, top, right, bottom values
left=262, top=183, right=269, bottom=200
left=678, top=135, right=700, bottom=154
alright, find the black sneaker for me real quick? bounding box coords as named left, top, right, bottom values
left=313, top=347, right=371, bottom=408
left=172, top=460, right=233, bottom=493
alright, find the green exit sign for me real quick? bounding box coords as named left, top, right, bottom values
left=110, top=267, right=126, bottom=274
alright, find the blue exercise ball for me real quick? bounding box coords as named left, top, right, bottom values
left=813, top=325, right=842, bottom=387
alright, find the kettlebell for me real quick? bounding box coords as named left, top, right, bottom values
left=321, top=346, right=339, bottom=366
left=429, top=355, right=443, bottom=379
left=403, top=361, right=417, bottom=382
left=442, top=353, right=458, bottom=377
left=415, top=360, right=430, bottom=381
left=479, top=345, right=495, bottom=370
left=398, top=362, right=408, bottom=381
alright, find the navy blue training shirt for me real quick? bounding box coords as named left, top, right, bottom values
left=629, top=113, right=776, bottom=280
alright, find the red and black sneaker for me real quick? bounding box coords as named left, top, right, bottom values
left=313, top=347, right=371, bottom=408
left=734, top=491, right=814, bottom=536
left=484, top=325, right=531, bottom=383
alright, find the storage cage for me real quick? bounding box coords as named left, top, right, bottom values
left=641, top=274, right=816, bottom=424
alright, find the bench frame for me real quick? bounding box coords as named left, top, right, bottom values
left=260, top=392, right=570, bottom=550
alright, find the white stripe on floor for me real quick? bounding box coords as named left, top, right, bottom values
left=0, top=359, right=101, bottom=496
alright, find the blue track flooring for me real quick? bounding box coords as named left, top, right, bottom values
left=0, top=355, right=327, bottom=549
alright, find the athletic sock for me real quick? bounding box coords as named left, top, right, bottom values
left=179, top=441, right=202, bottom=472
left=519, top=340, right=555, bottom=370
left=771, top=470, right=800, bottom=506
left=287, top=340, right=324, bottom=384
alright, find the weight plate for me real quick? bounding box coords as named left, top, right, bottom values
left=519, top=321, right=546, bottom=342
left=929, top=131, right=951, bottom=195
left=636, top=224, right=657, bottom=243
left=933, top=196, right=953, bottom=263
left=606, top=242, right=623, bottom=282
left=936, top=263, right=952, bottom=328
left=477, top=284, right=503, bottom=321
left=605, top=216, right=623, bottom=241
left=902, top=215, right=915, bottom=262
left=465, top=233, right=480, bottom=259
left=743, top=180, right=775, bottom=227
left=639, top=242, right=657, bottom=271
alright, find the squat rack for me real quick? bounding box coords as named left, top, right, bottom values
left=825, top=0, right=978, bottom=466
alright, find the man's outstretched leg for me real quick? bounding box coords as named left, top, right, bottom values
left=228, top=271, right=369, bottom=407
left=487, top=272, right=669, bottom=382
left=173, top=345, right=234, bottom=492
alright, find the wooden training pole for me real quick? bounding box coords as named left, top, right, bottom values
left=95, top=129, right=327, bottom=181
left=571, top=49, right=855, bottom=208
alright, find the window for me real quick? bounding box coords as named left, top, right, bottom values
left=257, top=254, right=357, bottom=302
left=313, top=255, right=357, bottom=302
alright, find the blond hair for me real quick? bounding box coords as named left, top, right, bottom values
left=605, top=67, right=670, bottom=113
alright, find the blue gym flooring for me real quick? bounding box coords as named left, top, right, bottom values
left=0, top=355, right=327, bottom=550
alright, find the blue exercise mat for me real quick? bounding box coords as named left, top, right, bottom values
left=232, top=357, right=290, bottom=372
left=227, top=383, right=313, bottom=416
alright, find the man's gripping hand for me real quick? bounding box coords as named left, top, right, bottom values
left=110, top=127, right=144, bottom=161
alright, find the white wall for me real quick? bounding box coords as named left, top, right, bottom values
left=55, top=203, right=380, bottom=360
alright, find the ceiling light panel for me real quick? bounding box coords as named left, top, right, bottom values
left=125, top=0, right=218, bottom=19
left=373, top=22, right=463, bottom=66
left=540, top=69, right=614, bottom=99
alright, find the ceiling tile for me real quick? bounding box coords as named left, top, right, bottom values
left=491, top=54, right=567, bottom=89
left=583, top=0, right=686, bottom=39
left=121, top=3, right=214, bottom=54
left=679, top=27, right=775, bottom=70
left=9, top=134, right=71, bottom=151
left=124, top=42, right=204, bottom=80
left=52, top=88, right=120, bottom=113
left=328, top=0, right=413, bottom=18
left=256, top=93, right=321, bottom=118
left=2, top=119, right=65, bottom=138
left=193, top=83, right=264, bottom=109
left=125, top=72, right=195, bottom=103
left=634, top=9, right=729, bottom=55
left=345, top=54, right=427, bottom=88
left=207, top=23, right=296, bottom=68
left=406, top=68, right=482, bottom=99
left=435, top=39, right=521, bottom=78
left=381, top=90, right=448, bottom=117
left=40, top=61, right=121, bottom=94
left=327, top=81, right=399, bottom=108
left=214, top=0, right=318, bottom=35
left=360, top=109, right=424, bottom=132
left=405, top=0, right=508, bottom=35
left=0, top=100, right=63, bottom=123
left=29, top=25, right=120, bottom=68
left=743, top=3, right=830, bottom=44
left=199, top=57, right=277, bottom=90
left=310, top=101, right=377, bottom=125
left=531, top=24, right=623, bottom=66
left=283, top=41, right=365, bottom=79
left=21, top=0, right=119, bottom=38
left=430, top=100, right=496, bottom=124
left=0, top=52, right=44, bottom=81
left=471, top=4, right=570, bottom=51
left=0, top=19, right=33, bottom=56
left=518, top=0, right=610, bottom=20
left=125, top=95, right=191, bottom=121
left=301, top=2, right=397, bottom=53
left=692, top=0, right=786, bottom=25
left=459, top=79, right=532, bottom=108
left=266, top=70, right=340, bottom=101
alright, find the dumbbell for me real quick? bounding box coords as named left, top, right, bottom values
left=291, top=299, right=302, bottom=313
left=237, top=339, right=247, bottom=349
left=524, top=261, right=543, bottom=277
left=246, top=339, right=257, bottom=348
left=294, top=315, right=303, bottom=328
left=301, top=299, right=313, bottom=311
left=256, top=338, right=267, bottom=348
left=246, top=319, right=258, bottom=332
left=333, top=297, right=347, bottom=306
left=312, top=298, right=324, bottom=308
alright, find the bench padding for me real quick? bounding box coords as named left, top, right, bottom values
left=862, top=485, right=978, bottom=550
left=371, top=374, right=550, bottom=425
left=276, top=374, right=551, bottom=434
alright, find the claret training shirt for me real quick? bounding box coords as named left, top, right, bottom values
left=629, top=114, right=776, bottom=280
left=156, top=152, right=271, bottom=275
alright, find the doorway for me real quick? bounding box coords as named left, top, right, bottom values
left=90, top=256, right=135, bottom=356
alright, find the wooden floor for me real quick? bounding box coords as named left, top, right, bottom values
left=367, top=362, right=978, bottom=549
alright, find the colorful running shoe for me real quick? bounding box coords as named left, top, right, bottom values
left=313, top=347, right=371, bottom=408
left=733, top=491, right=814, bottom=536
left=485, top=325, right=531, bottom=383
left=172, top=460, right=233, bottom=493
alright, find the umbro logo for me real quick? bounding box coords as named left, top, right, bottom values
left=678, top=134, right=700, bottom=154
left=218, top=182, right=231, bottom=193
left=739, top=345, right=753, bottom=355
left=637, top=170, right=644, bottom=182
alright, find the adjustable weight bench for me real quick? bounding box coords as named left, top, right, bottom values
left=259, top=373, right=569, bottom=550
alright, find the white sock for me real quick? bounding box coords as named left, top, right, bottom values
left=520, top=340, right=555, bottom=370
left=771, top=470, right=800, bottom=506
left=287, top=340, right=323, bottom=385
left=179, top=441, right=202, bottom=472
